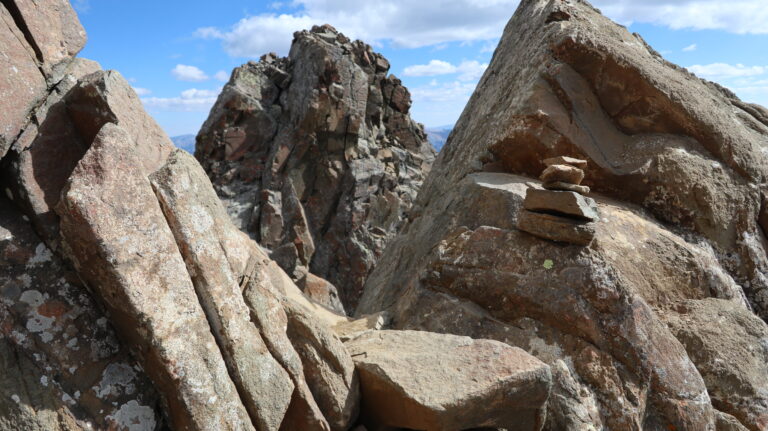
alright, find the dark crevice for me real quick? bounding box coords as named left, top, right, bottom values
left=528, top=208, right=594, bottom=223
left=1, top=0, right=44, bottom=64
left=545, top=10, right=571, bottom=24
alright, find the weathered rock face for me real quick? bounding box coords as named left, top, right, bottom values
left=358, top=1, right=768, bottom=430
left=345, top=330, right=552, bottom=431
left=2, top=2, right=367, bottom=429
left=196, top=24, right=435, bottom=313
left=1, top=196, right=162, bottom=430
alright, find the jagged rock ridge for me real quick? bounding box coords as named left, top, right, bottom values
left=358, top=0, right=768, bottom=430
left=196, top=24, right=436, bottom=313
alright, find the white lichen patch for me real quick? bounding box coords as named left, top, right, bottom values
left=20, top=290, right=45, bottom=307
left=190, top=204, right=215, bottom=233
left=107, top=400, right=156, bottom=431
left=97, top=363, right=137, bottom=397
left=28, top=243, right=54, bottom=266
left=67, top=337, right=80, bottom=350
left=26, top=313, right=55, bottom=334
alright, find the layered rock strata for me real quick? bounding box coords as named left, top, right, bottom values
left=196, top=25, right=436, bottom=313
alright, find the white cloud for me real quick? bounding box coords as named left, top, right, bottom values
left=214, top=70, right=230, bottom=82
left=687, top=63, right=766, bottom=79
left=409, top=80, right=480, bottom=127
left=682, top=43, right=697, bottom=52
left=403, top=60, right=457, bottom=77
left=593, top=0, right=768, bottom=35
left=132, top=87, right=152, bottom=96
left=141, top=88, right=222, bottom=112
left=403, top=60, right=487, bottom=81
left=195, top=14, right=316, bottom=57
left=197, top=0, right=768, bottom=59
left=72, top=0, right=90, bottom=13
left=456, top=60, right=488, bottom=81
left=411, top=80, right=478, bottom=103
left=171, top=64, right=209, bottom=82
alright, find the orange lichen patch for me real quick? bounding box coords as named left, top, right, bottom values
left=1, top=320, right=14, bottom=336
left=37, top=300, right=69, bottom=318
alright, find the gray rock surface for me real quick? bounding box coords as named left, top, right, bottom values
left=196, top=24, right=435, bottom=313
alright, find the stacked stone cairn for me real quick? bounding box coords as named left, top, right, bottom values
left=516, top=156, right=599, bottom=245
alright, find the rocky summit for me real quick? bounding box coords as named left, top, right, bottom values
left=1, top=0, right=768, bottom=430
left=196, top=25, right=436, bottom=314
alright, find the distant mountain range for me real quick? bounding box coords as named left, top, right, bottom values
left=171, top=134, right=196, bottom=153
left=424, top=126, right=453, bottom=151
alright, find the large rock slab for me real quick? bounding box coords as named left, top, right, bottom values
left=345, top=330, right=552, bottom=431
left=56, top=123, right=253, bottom=430
left=360, top=171, right=750, bottom=429
left=150, top=149, right=295, bottom=430
left=197, top=25, right=435, bottom=312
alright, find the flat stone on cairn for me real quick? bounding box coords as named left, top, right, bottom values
left=543, top=156, right=588, bottom=169
left=517, top=156, right=597, bottom=245
left=524, top=189, right=599, bottom=221
left=540, top=164, right=585, bottom=185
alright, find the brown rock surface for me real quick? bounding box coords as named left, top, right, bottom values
left=3, top=3, right=365, bottom=429
left=196, top=25, right=435, bottom=312
left=345, top=330, right=551, bottom=431
left=301, top=273, right=347, bottom=315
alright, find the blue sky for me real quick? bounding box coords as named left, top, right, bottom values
left=74, top=0, right=768, bottom=137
